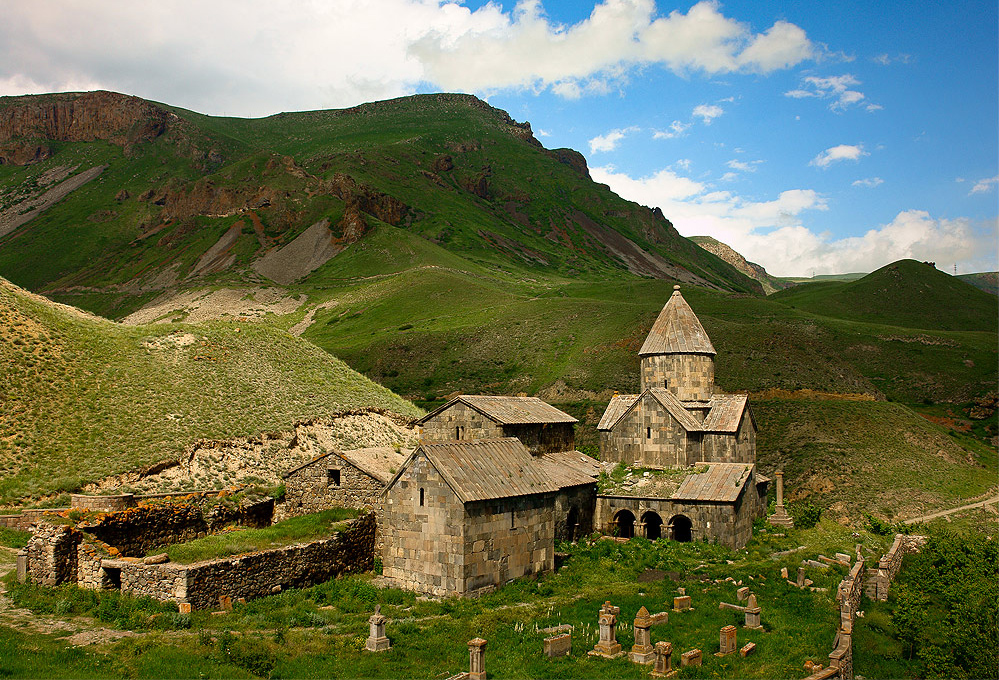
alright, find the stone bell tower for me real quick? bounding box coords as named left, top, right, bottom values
left=638, top=285, right=716, bottom=402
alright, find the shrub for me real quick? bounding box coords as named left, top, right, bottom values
left=788, top=501, right=822, bottom=529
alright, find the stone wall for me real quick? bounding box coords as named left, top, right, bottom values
left=284, top=456, right=384, bottom=516
left=554, top=484, right=596, bottom=542
left=640, top=354, right=714, bottom=401
left=70, top=493, right=136, bottom=512
left=599, top=393, right=699, bottom=467
left=502, top=423, right=575, bottom=455
left=462, top=493, right=555, bottom=596
left=863, top=534, right=927, bottom=601
left=420, top=402, right=504, bottom=443
left=80, top=503, right=209, bottom=557
left=24, top=524, right=80, bottom=586
left=379, top=451, right=467, bottom=596
left=701, top=414, right=756, bottom=464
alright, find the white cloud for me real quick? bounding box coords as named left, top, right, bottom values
left=784, top=74, right=875, bottom=111
left=653, top=120, right=691, bottom=139
left=0, top=0, right=814, bottom=116
left=588, top=126, right=639, bottom=153
left=674, top=158, right=692, bottom=171
left=719, top=172, right=739, bottom=182
left=852, top=177, right=884, bottom=188
left=726, top=159, right=761, bottom=172
left=810, top=144, right=868, bottom=168
left=970, top=175, right=999, bottom=195
left=873, top=53, right=911, bottom=66
left=693, top=104, right=724, bottom=124
left=590, top=164, right=997, bottom=276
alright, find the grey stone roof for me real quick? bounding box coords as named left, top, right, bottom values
left=283, top=446, right=410, bottom=484
left=639, top=286, right=716, bottom=357
left=407, top=438, right=559, bottom=503
left=416, top=395, right=578, bottom=426
left=647, top=388, right=705, bottom=432
left=702, top=395, right=750, bottom=433
left=597, top=394, right=638, bottom=430
left=597, top=388, right=702, bottom=432
left=535, top=450, right=601, bottom=489
left=672, top=463, right=754, bottom=502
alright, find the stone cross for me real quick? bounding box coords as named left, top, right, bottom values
left=629, top=606, right=655, bottom=664
left=588, top=601, right=624, bottom=658
left=715, top=625, right=737, bottom=656
left=365, top=605, right=391, bottom=652
left=468, top=638, right=487, bottom=680
left=650, top=641, right=677, bottom=678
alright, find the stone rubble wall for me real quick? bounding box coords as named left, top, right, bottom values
left=24, top=524, right=80, bottom=586
left=283, top=457, right=384, bottom=519
left=863, top=534, right=927, bottom=601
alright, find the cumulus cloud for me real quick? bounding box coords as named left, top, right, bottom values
left=589, top=126, right=639, bottom=153
left=852, top=177, right=884, bottom=188
left=591, top=164, right=997, bottom=276
left=785, top=74, right=874, bottom=111
left=0, top=0, right=813, bottom=117
left=693, top=104, right=724, bottom=124
left=810, top=144, right=868, bottom=168
left=653, top=120, right=691, bottom=139
left=726, top=159, right=762, bottom=172
left=969, top=175, right=999, bottom=195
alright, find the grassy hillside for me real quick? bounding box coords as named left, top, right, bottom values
left=0, top=276, right=418, bottom=506
left=770, top=259, right=997, bottom=332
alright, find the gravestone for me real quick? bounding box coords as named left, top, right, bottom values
left=740, top=642, right=756, bottom=657
left=544, top=633, right=571, bottom=658
left=715, top=625, right=737, bottom=656
left=629, top=607, right=655, bottom=664
left=365, top=605, right=391, bottom=652
left=468, top=638, right=487, bottom=680
left=650, top=641, right=677, bottom=678
left=744, top=594, right=763, bottom=630
left=673, top=595, right=692, bottom=612
left=737, top=586, right=751, bottom=601
left=681, top=649, right=702, bottom=667
left=589, top=601, right=624, bottom=658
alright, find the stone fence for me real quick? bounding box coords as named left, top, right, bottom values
left=863, top=534, right=926, bottom=601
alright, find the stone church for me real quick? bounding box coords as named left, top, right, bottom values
left=598, top=285, right=757, bottom=466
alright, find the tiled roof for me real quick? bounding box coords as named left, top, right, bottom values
left=672, top=463, right=754, bottom=502
left=597, top=394, right=639, bottom=430
left=702, top=394, right=749, bottom=433
left=536, top=450, right=601, bottom=489
left=639, top=286, right=716, bottom=356
left=416, top=395, right=578, bottom=426
left=648, top=388, right=705, bottom=432
left=416, top=438, right=559, bottom=503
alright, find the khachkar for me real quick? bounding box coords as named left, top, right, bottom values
left=768, top=471, right=794, bottom=528
left=589, top=601, right=625, bottom=659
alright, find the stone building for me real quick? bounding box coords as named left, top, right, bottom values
left=417, top=395, right=577, bottom=454
left=598, top=286, right=756, bottom=467
left=378, top=437, right=596, bottom=597
left=282, top=446, right=408, bottom=516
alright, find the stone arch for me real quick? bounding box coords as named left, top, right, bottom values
left=668, top=514, right=692, bottom=542
left=641, top=510, right=664, bottom=540
left=566, top=505, right=580, bottom=542
left=614, top=509, right=635, bottom=539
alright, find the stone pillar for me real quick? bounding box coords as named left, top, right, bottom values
left=768, top=471, right=795, bottom=528
left=650, top=642, right=677, bottom=678
left=635, top=522, right=646, bottom=538
left=468, top=638, right=486, bottom=680
left=629, top=606, right=655, bottom=664
left=744, top=594, right=762, bottom=630
left=365, top=605, right=391, bottom=652
left=715, top=625, right=737, bottom=656
left=588, top=601, right=624, bottom=658
left=16, top=551, right=27, bottom=583
left=776, top=471, right=784, bottom=506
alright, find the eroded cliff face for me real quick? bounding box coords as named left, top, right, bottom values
left=0, top=90, right=170, bottom=163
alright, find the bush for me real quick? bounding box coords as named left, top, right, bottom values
left=788, top=501, right=822, bottom=529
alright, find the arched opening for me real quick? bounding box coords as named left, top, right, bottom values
left=669, top=514, right=692, bottom=542
left=614, top=509, right=635, bottom=539
left=566, top=506, right=580, bottom=542
left=641, top=511, right=664, bottom=540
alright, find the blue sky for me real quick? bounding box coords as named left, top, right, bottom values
left=1, top=0, right=995, bottom=276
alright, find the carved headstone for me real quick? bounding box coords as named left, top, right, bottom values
left=715, top=625, right=737, bottom=656
left=737, top=586, right=751, bottom=601
left=650, top=641, right=677, bottom=678
left=544, top=633, right=571, bottom=658
left=589, top=601, right=624, bottom=658
left=673, top=595, right=692, bottom=612
left=740, top=642, right=756, bottom=657
left=365, top=605, right=391, bottom=652
left=681, top=649, right=702, bottom=667
left=468, top=638, right=487, bottom=680
left=744, top=593, right=762, bottom=630
left=629, top=606, right=655, bottom=664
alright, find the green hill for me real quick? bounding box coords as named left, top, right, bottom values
left=0, top=276, right=418, bottom=506
left=770, top=259, right=998, bottom=332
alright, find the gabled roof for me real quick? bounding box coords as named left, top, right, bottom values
left=648, top=388, right=705, bottom=432
left=672, top=463, right=754, bottom=503
left=597, top=394, right=638, bottom=430
left=535, top=450, right=601, bottom=489
left=702, top=394, right=750, bottom=433
left=386, top=438, right=559, bottom=503
left=283, top=447, right=409, bottom=484
left=416, top=395, right=577, bottom=426
left=639, top=285, right=716, bottom=356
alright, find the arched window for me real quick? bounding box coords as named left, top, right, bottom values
left=613, top=509, right=636, bottom=539
left=641, top=511, right=664, bottom=540
left=669, top=514, right=692, bottom=542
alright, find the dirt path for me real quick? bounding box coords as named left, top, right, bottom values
left=903, top=492, right=999, bottom=524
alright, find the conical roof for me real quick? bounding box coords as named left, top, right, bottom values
left=639, top=285, right=716, bottom=356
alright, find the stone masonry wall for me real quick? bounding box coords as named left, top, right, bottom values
left=599, top=393, right=698, bottom=468
left=284, top=457, right=384, bottom=517
left=640, top=354, right=714, bottom=401
left=25, top=524, right=80, bottom=586
left=596, top=496, right=752, bottom=548
left=379, top=452, right=466, bottom=597
left=421, top=402, right=504, bottom=443
left=554, top=484, right=596, bottom=542
left=462, top=493, right=555, bottom=596
left=701, top=414, right=756, bottom=464
left=80, top=504, right=209, bottom=557
left=502, top=423, right=575, bottom=455
left=863, top=534, right=927, bottom=601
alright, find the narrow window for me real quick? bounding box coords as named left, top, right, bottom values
left=510, top=510, right=515, bottom=529
left=328, top=469, right=341, bottom=487
left=419, top=488, right=425, bottom=507
left=456, top=425, right=465, bottom=440
left=646, top=427, right=652, bottom=439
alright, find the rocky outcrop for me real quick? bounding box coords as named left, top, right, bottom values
left=690, top=236, right=788, bottom=294
left=0, top=90, right=170, bottom=161
left=323, top=173, right=409, bottom=226
left=549, top=148, right=591, bottom=180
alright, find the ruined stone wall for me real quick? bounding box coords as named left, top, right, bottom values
left=379, top=452, right=466, bottom=597
left=284, top=457, right=383, bottom=517
left=80, top=504, right=209, bottom=557
left=863, top=534, right=927, bottom=601
left=24, top=524, right=80, bottom=586
left=553, top=484, right=596, bottom=542
left=70, top=493, right=136, bottom=512
left=700, top=415, right=756, bottom=464
left=420, top=403, right=504, bottom=443
left=462, top=493, right=555, bottom=596
left=640, top=354, right=714, bottom=401
left=502, top=423, right=575, bottom=454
